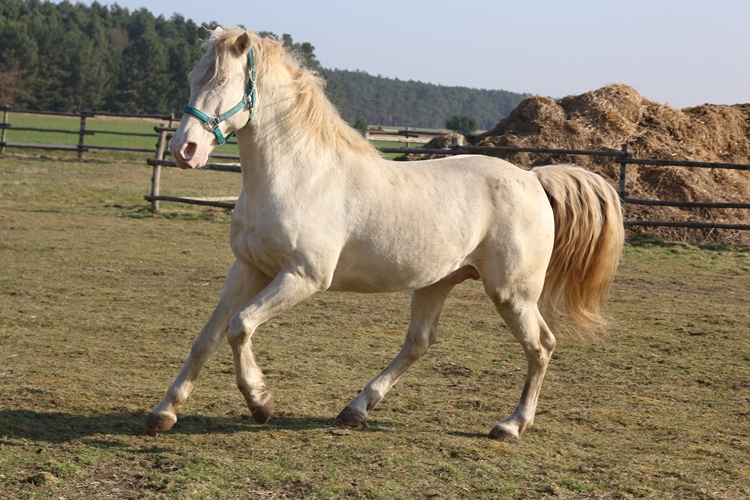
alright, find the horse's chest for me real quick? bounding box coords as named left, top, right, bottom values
left=229, top=213, right=299, bottom=275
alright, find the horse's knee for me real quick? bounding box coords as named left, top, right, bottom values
left=189, top=335, right=220, bottom=360
left=227, top=314, right=253, bottom=347
left=403, top=329, right=435, bottom=362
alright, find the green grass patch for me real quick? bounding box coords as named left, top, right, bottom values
left=1, top=155, right=748, bottom=498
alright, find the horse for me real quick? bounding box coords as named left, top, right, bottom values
left=145, top=26, right=624, bottom=440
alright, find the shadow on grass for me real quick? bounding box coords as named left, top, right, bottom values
left=116, top=204, right=233, bottom=222
left=10, top=203, right=231, bottom=222
left=447, top=430, right=492, bottom=440
left=0, top=409, right=394, bottom=444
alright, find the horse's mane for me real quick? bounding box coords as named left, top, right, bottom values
left=208, top=27, right=379, bottom=160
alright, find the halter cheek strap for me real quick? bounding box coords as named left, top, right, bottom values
left=183, top=50, right=257, bottom=146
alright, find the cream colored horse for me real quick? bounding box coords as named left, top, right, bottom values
left=146, top=27, right=624, bottom=440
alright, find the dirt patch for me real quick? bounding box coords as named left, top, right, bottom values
left=404, top=84, right=750, bottom=244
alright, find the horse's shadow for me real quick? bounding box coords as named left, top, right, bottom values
left=0, top=409, right=381, bottom=445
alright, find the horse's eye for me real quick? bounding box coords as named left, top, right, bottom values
left=216, top=77, right=229, bottom=88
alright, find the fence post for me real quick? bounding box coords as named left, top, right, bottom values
left=150, top=125, right=168, bottom=213
left=77, top=111, right=89, bottom=160
left=1, top=106, right=8, bottom=154
left=618, top=143, right=629, bottom=199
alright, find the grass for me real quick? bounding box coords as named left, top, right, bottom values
left=0, top=154, right=749, bottom=498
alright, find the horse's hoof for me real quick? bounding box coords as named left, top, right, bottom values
left=250, top=393, right=274, bottom=425
left=144, top=412, right=177, bottom=433
left=488, top=423, right=519, bottom=441
left=335, top=406, right=367, bottom=427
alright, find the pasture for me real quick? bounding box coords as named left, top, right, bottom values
left=0, top=155, right=748, bottom=498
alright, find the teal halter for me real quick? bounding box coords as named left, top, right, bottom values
left=182, top=50, right=257, bottom=145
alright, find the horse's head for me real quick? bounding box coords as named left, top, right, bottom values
left=170, top=27, right=256, bottom=169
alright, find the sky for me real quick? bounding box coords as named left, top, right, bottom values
left=61, top=0, right=749, bottom=108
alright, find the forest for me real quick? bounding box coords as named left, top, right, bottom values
left=0, top=0, right=528, bottom=129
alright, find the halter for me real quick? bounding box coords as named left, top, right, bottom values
left=182, top=50, right=257, bottom=145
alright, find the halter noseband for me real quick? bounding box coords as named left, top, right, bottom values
left=182, top=49, right=257, bottom=146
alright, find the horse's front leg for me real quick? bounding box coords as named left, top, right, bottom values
left=145, top=261, right=271, bottom=433
left=337, top=280, right=455, bottom=427
left=226, top=269, right=324, bottom=424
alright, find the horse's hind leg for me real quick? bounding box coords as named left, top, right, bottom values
left=145, top=261, right=270, bottom=433
left=336, top=280, right=455, bottom=427
left=488, top=296, right=556, bottom=440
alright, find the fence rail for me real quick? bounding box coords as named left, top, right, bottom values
left=617, top=147, right=750, bottom=229
left=146, top=131, right=750, bottom=231
left=0, top=106, right=746, bottom=231
left=0, top=106, right=174, bottom=157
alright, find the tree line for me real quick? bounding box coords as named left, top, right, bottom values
left=326, top=69, right=526, bottom=130
left=0, top=0, right=528, bottom=129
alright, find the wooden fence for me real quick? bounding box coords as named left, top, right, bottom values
left=147, top=129, right=750, bottom=231
left=0, top=106, right=174, bottom=158
left=365, top=127, right=441, bottom=146
left=0, top=106, right=746, bottom=231
left=434, top=143, right=750, bottom=231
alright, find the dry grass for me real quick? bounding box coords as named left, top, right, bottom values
left=1, top=154, right=748, bottom=498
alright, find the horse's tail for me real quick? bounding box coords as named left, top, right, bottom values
left=532, top=164, right=624, bottom=339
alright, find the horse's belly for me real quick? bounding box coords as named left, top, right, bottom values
left=327, top=267, right=447, bottom=293
left=328, top=243, right=472, bottom=293
left=327, top=195, right=491, bottom=292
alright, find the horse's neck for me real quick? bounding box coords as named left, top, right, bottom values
left=236, top=99, right=340, bottom=192
left=236, top=116, right=331, bottom=196
left=235, top=65, right=379, bottom=196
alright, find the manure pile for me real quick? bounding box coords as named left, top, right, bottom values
left=408, top=84, right=750, bottom=244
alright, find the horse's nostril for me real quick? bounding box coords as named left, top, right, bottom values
left=182, top=142, right=197, bottom=161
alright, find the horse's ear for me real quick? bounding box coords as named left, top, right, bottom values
left=233, top=32, right=252, bottom=56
